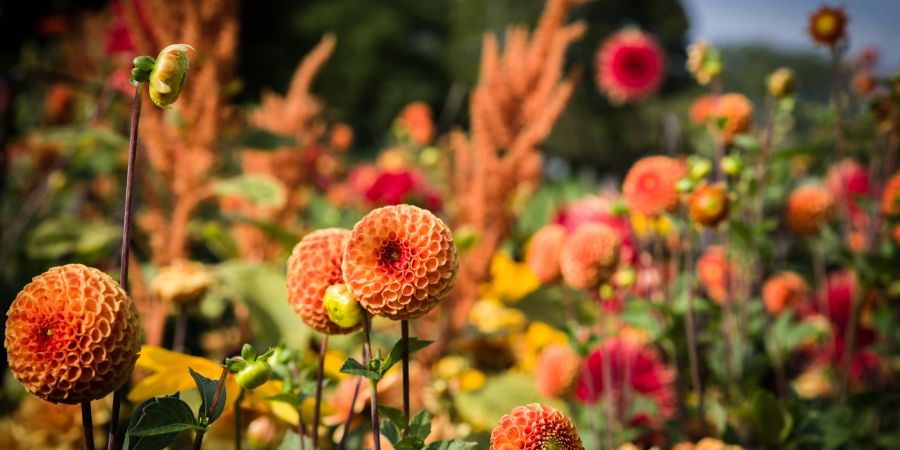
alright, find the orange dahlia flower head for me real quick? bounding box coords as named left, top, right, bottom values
left=526, top=224, right=567, bottom=283
left=785, top=184, right=834, bottom=236
left=560, top=223, right=621, bottom=290
left=689, top=182, right=730, bottom=227
left=697, top=245, right=736, bottom=304
left=622, top=155, right=687, bottom=216
left=5, top=264, right=141, bottom=404
left=342, top=204, right=458, bottom=320
left=882, top=172, right=900, bottom=216
left=535, top=344, right=581, bottom=398
left=712, top=93, right=753, bottom=143
left=490, top=403, right=584, bottom=450
left=808, top=6, right=847, bottom=48
left=762, top=271, right=815, bottom=317
left=287, top=228, right=362, bottom=335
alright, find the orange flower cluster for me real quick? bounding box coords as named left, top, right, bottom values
left=786, top=185, right=834, bottom=236
left=623, top=156, right=686, bottom=216
left=343, top=204, right=458, bottom=320
left=560, top=223, right=621, bottom=290
left=286, top=229, right=360, bottom=335
left=490, top=403, right=584, bottom=450
left=5, top=265, right=140, bottom=404
left=762, top=271, right=813, bottom=316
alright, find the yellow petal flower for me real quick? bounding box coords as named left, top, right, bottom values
left=479, top=252, right=539, bottom=304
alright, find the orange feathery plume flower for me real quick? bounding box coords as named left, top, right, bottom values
left=689, top=182, right=730, bottom=227
left=689, top=95, right=715, bottom=125
left=5, top=264, right=140, bottom=404
left=535, top=344, right=581, bottom=398
left=560, top=223, right=621, bottom=290
left=490, top=403, right=584, bottom=450
left=881, top=172, right=900, bottom=216
left=808, top=6, right=847, bottom=47
left=287, top=228, right=361, bottom=335
left=397, top=102, right=435, bottom=146
left=342, top=204, right=458, bottom=320
left=623, top=156, right=687, bottom=216
left=697, top=245, right=735, bottom=304
left=595, top=28, right=666, bottom=105
left=526, top=224, right=567, bottom=283
left=762, top=271, right=814, bottom=316
left=712, top=93, right=753, bottom=143
left=786, top=185, right=834, bottom=236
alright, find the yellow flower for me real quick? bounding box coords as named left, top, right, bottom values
left=630, top=212, right=675, bottom=239
left=128, top=346, right=316, bottom=426
left=468, top=299, right=526, bottom=334
left=479, top=252, right=539, bottom=304
left=515, top=322, right=569, bottom=371
left=459, top=369, right=486, bottom=392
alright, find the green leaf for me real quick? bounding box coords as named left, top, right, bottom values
left=380, top=418, right=401, bottom=445
left=378, top=405, right=408, bottom=430
left=410, top=410, right=431, bottom=442
left=241, top=344, right=257, bottom=361
left=750, top=389, right=790, bottom=444
left=339, top=358, right=380, bottom=380
left=384, top=337, right=433, bottom=374
left=277, top=430, right=312, bottom=450
left=124, top=395, right=200, bottom=450
left=425, top=441, right=478, bottom=450
left=189, top=367, right=225, bottom=423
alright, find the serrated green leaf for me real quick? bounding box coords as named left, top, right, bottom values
left=380, top=418, right=401, bottom=445
left=378, top=405, right=408, bottom=430
left=384, top=337, right=433, bottom=374
left=339, top=358, right=380, bottom=380
left=410, top=410, right=431, bottom=442
left=189, top=367, right=225, bottom=423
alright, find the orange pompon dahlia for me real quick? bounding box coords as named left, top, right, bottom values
left=762, top=271, right=813, bottom=316
left=689, top=182, right=730, bottom=227
left=560, top=223, right=621, bottom=290
left=785, top=185, right=834, bottom=236
left=808, top=6, right=847, bottom=48
left=342, top=204, right=458, bottom=320
left=712, top=93, right=753, bottom=143
left=535, top=344, right=581, bottom=398
left=526, top=224, right=567, bottom=283
left=595, top=28, right=666, bottom=105
left=287, top=228, right=361, bottom=335
left=689, top=95, right=715, bottom=125
left=397, top=102, right=435, bottom=146
left=490, top=403, right=584, bottom=450
left=697, top=245, right=735, bottom=304
left=882, top=172, right=900, bottom=216
left=623, top=156, right=687, bottom=216
left=5, top=264, right=140, bottom=404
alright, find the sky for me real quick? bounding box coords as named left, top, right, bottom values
left=684, top=0, right=900, bottom=69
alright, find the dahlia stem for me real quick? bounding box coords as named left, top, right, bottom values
left=194, top=365, right=229, bottom=450
left=830, top=46, right=847, bottom=158
left=288, top=362, right=306, bottom=450
left=234, top=389, right=245, bottom=450
left=362, top=313, right=381, bottom=450
left=837, top=275, right=863, bottom=401
left=400, top=319, right=411, bottom=432
left=600, top=342, right=615, bottom=450
left=312, top=336, right=328, bottom=450
left=191, top=431, right=206, bottom=450
left=682, top=222, right=704, bottom=421
left=173, top=304, right=188, bottom=353
left=108, top=82, right=143, bottom=450
left=336, top=375, right=363, bottom=450
left=82, top=401, right=96, bottom=450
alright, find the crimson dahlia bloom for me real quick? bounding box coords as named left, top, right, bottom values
left=595, top=28, right=666, bottom=105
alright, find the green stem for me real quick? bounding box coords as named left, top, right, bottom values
left=235, top=389, right=245, bottom=450
left=363, top=313, right=381, bottom=450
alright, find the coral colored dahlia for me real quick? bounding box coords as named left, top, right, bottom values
left=712, top=93, right=753, bottom=143
left=596, top=28, right=666, bottom=105
left=622, top=156, right=686, bottom=216
left=287, top=228, right=361, bottom=335
left=535, top=344, right=581, bottom=398
left=490, top=403, right=584, bottom=450
left=881, top=172, right=900, bottom=216
left=5, top=264, right=141, bottom=404
left=526, top=224, right=567, bottom=283
left=762, top=271, right=814, bottom=317
left=342, top=204, right=458, bottom=320
left=785, top=185, right=834, bottom=236
left=560, top=223, right=621, bottom=290
left=697, top=245, right=736, bottom=304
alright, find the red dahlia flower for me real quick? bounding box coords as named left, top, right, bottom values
left=595, top=28, right=666, bottom=105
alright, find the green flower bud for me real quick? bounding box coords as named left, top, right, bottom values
left=148, top=44, right=194, bottom=108
left=676, top=177, right=695, bottom=194
left=236, top=360, right=272, bottom=390
left=767, top=67, right=796, bottom=99
left=689, top=158, right=712, bottom=180
left=721, top=155, right=742, bottom=176
left=323, top=284, right=363, bottom=329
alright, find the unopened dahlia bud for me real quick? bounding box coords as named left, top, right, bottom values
left=689, top=183, right=730, bottom=227
left=236, top=360, right=272, bottom=390
left=148, top=44, right=194, bottom=107
left=490, top=403, right=584, bottom=450
left=767, top=67, right=796, bottom=98
left=5, top=264, right=141, bottom=404
left=323, top=284, right=363, bottom=329
left=151, top=260, right=214, bottom=308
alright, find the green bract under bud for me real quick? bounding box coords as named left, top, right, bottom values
left=323, top=284, right=363, bottom=329
left=236, top=360, right=272, bottom=390
left=148, top=44, right=194, bottom=108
